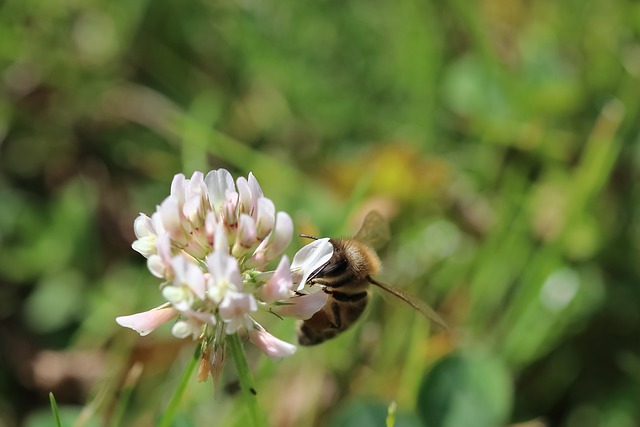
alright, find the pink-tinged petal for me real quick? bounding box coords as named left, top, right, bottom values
left=247, top=172, right=264, bottom=201
left=205, top=169, right=235, bottom=211
left=186, top=265, right=206, bottom=300
left=188, top=171, right=205, bottom=194
left=159, top=196, right=183, bottom=240
left=156, top=233, right=173, bottom=266
left=183, top=172, right=207, bottom=223
left=273, top=291, right=328, bottom=319
left=206, top=250, right=243, bottom=302
left=116, top=305, right=178, bottom=336
left=236, top=176, right=252, bottom=215
left=205, top=211, right=218, bottom=242
left=232, top=214, right=257, bottom=257
left=291, top=238, right=333, bottom=290
left=261, top=255, right=293, bottom=302
left=246, top=238, right=269, bottom=269
left=189, top=310, right=217, bottom=325
left=171, top=256, right=206, bottom=300
left=224, top=190, right=239, bottom=225
left=170, top=173, right=186, bottom=204
left=218, top=291, right=257, bottom=333
left=249, top=326, right=296, bottom=358
left=183, top=195, right=201, bottom=223
left=264, top=212, right=293, bottom=260
left=213, top=222, right=229, bottom=253
left=255, top=198, right=275, bottom=240
left=150, top=211, right=166, bottom=235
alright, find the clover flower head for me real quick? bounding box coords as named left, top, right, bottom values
left=116, top=169, right=334, bottom=384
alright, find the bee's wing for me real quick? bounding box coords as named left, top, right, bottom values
left=368, top=277, right=449, bottom=331
left=354, top=210, right=391, bottom=250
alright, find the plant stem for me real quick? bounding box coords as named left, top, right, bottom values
left=158, top=346, right=200, bottom=427
left=49, top=392, right=62, bottom=427
left=226, top=333, right=267, bottom=427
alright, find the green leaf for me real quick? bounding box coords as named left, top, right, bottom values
left=417, top=350, right=512, bottom=427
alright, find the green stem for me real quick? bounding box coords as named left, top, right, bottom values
left=158, top=346, right=200, bottom=427
left=226, top=333, right=267, bottom=427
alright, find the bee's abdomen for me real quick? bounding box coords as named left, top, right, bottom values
left=326, top=289, right=367, bottom=302
left=297, top=293, right=368, bottom=346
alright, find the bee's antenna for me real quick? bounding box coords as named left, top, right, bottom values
left=299, top=234, right=319, bottom=240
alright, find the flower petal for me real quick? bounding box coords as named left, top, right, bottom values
left=232, top=214, right=257, bottom=257
left=218, top=291, right=257, bottom=333
left=133, top=213, right=154, bottom=239
left=159, top=196, right=183, bottom=240
left=205, top=169, right=235, bottom=211
left=248, top=326, right=296, bottom=358
left=273, top=290, right=328, bottom=319
left=116, top=305, right=178, bottom=336
left=291, top=238, right=333, bottom=290
left=261, top=255, right=293, bottom=302
left=264, top=211, right=293, bottom=260
left=255, top=198, right=275, bottom=240
left=132, top=236, right=156, bottom=258
left=206, top=250, right=243, bottom=299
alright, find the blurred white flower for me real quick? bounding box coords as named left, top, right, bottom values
left=117, top=169, right=334, bottom=384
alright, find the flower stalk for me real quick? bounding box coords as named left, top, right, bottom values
left=227, top=333, right=267, bottom=427
left=158, top=346, right=201, bottom=427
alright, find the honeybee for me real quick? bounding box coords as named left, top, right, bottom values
left=297, top=211, right=448, bottom=346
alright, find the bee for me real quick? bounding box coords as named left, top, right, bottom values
left=297, top=211, right=448, bottom=346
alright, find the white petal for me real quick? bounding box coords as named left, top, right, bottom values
left=162, top=285, right=187, bottom=304
left=247, top=172, right=264, bottom=200
left=185, top=262, right=206, bottom=300
left=171, top=320, right=193, bottom=339
left=170, top=173, right=186, bottom=204
left=159, top=196, right=182, bottom=238
left=132, top=236, right=156, bottom=258
left=206, top=250, right=243, bottom=294
left=156, top=233, right=173, bottom=265
left=116, top=304, right=178, bottom=336
left=264, top=212, right=293, bottom=260
left=133, top=213, right=154, bottom=239
left=205, top=169, right=235, bottom=211
left=183, top=194, right=201, bottom=223
left=213, top=222, right=229, bottom=253
left=236, top=176, right=252, bottom=215
left=219, top=291, right=257, bottom=324
left=205, top=211, right=218, bottom=240
left=188, top=171, right=205, bottom=196
left=147, top=255, right=167, bottom=279
left=255, top=198, right=275, bottom=240
left=291, top=238, right=333, bottom=290
left=232, top=214, right=257, bottom=257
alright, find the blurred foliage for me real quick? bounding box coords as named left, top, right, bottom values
left=1, top=0, right=639, bottom=426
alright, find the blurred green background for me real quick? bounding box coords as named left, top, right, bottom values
left=1, top=0, right=639, bottom=426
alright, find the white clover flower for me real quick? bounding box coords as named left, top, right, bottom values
left=117, top=169, right=333, bottom=384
